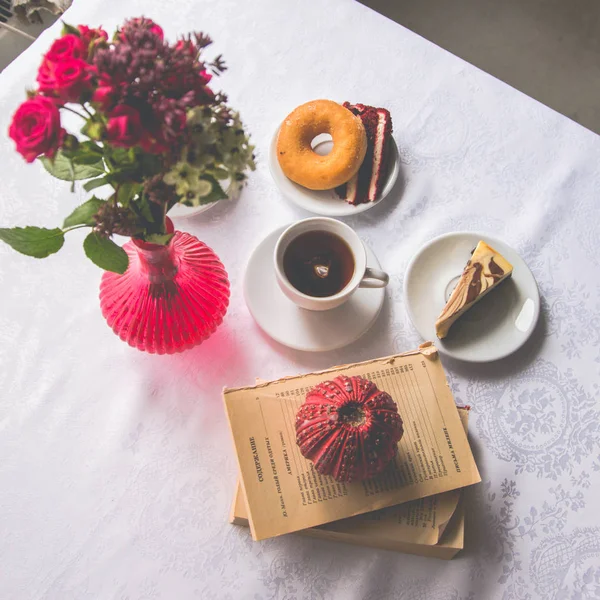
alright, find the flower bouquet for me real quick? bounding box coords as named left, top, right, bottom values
left=2, top=17, right=254, bottom=272
left=1, top=18, right=255, bottom=353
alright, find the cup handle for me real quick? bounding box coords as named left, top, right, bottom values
left=359, top=267, right=389, bottom=288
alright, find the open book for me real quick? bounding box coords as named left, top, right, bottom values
left=223, top=345, right=480, bottom=541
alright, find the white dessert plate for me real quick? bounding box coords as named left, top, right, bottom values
left=404, top=232, right=540, bottom=363
left=244, top=227, right=385, bottom=352
left=268, top=127, right=400, bottom=217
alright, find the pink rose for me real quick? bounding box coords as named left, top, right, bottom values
left=106, top=105, right=144, bottom=147
left=8, top=96, right=66, bottom=163
left=37, top=57, right=94, bottom=102
left=45, top=34, right=85, bottom=62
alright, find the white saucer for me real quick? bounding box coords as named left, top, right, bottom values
left=404, top=232, right=540, bottom=363
left=269, top=127, right=400, bottom=217
left=244, top=227, right=385, bottom=352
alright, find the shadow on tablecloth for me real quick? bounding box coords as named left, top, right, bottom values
left=441, top=297, right=548, bottom=380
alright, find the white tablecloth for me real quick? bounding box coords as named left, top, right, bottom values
left=2, top=1, right=600, bottom=598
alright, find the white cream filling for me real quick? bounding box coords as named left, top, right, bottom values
left=346, top=174, right=358, bottom=204
left=368, top=112, right=388, bottom=201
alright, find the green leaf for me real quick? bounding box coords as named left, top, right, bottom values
left=81, top=120, right=104, bottom=141
left=106, top=147, right=135, bottom=167
left=63, top=197, right=106, bottom=228
left=61, top=134, right=80, bottom=154
left=40, top=151, right=104, bottom=182
left=67, top=142, right=103, bottom=165
left=79, top=141, right=103, bottom=155
left=116, top=182, right=143, bottom=205
left=106, top=170, right=140, bottom=186
left=61, top=21, right=80, bottom=36
left=83, top=232, right=129, bottom=274
left=212, top=167, right=229, bottom=180
left=138, top=152, right=163, bottom=175
left=74, top=153, right=105, bottom=166
left=83, top=176, right=109, bottom=192
left=133, top=196, right=155, bottom=224
left=197, top=176, right=228, bottom=205
left=0, top=226, right=64, bottom=258
left=143, top=232, right=175, bottom=245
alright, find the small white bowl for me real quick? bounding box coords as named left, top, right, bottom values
left=269, top=127, right=400, bottom=217
left=168, top=180, right=236, bottom=219
left=167, top=202, right=215, bottom=219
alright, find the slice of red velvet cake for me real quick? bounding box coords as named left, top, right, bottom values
left=336, top=102, right=393, bottom=205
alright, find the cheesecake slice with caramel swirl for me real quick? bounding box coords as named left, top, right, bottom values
left=435, top=241, right=513, bottom=339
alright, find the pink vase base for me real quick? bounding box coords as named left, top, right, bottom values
left=100, top=228, right=230, bottom=355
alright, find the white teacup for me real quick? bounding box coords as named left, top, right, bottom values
left=274, top=217, right=389, bottom=311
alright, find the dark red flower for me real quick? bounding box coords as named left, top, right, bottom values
left=37, top=57, right=94, bottom=101
left=8, top=96, right=65, bottom=162
left=106, top=105, right=144, bottom=147
left=139, top=124, right=168, bottom=153
left=175, top=40, right=197, bottom=57
left=45, top=34, right=85, bottom=62
left=146, top=21, right=164, bottom=40
left=295, top=375, right=404, bottom=482
left=162, top=108, right=187, bottom=141
left=121, top=17, right=164, bottom=42
left=139, top=136, right=168, bottom=154
left=199, top=69, right=212, bottom=85
left=77, top=25, right=108, bottom=49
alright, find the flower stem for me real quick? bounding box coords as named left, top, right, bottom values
left=62, top=224, right=91, bottom=233
left=81, top=103, right=96, bottom=119
left=62, top=106, right=88, bottom=120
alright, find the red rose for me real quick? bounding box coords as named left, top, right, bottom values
left=92, top=77, right=116, bottom=111
left=37, top=58, right=57, bottom=93
left=77, top=25, right=108, bottom=49
left=106, top=105, right=144, bottom=147
left=45, top=34, right=85, bottom=62
left=8, top=96, right=66, bottom=163
left=37, top=57, right=93, bottom=101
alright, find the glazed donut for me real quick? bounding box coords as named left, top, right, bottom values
left=276, top=100, right=367, bottom=190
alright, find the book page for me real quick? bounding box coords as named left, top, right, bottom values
left=318, top=408, right=469, bottom=545
left=223, top=346, right=480, bottom=541
left=231, top=408, right=469, bottom=547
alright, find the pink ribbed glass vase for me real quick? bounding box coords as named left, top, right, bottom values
left=99, top=219, right=230, bottom=354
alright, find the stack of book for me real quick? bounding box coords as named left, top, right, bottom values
left=223, top=345, right=480, bottom=559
